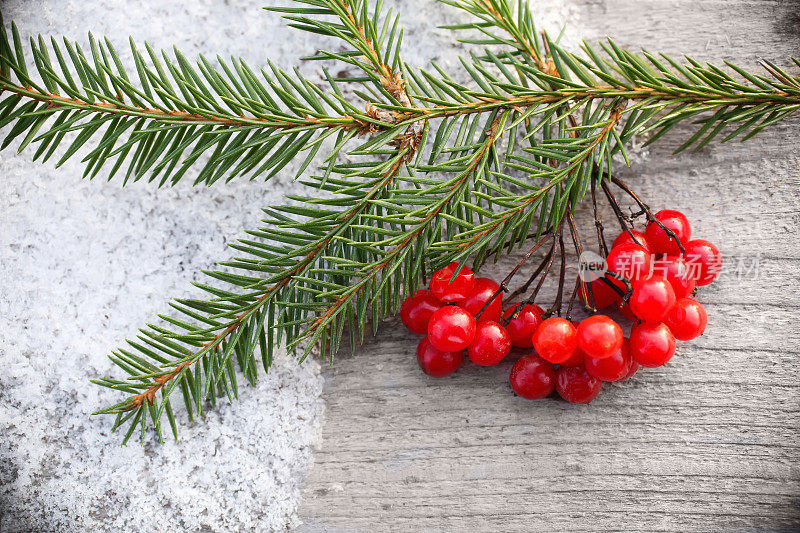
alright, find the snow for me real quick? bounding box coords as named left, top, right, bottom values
left=0, top=0, right=587, bottom=531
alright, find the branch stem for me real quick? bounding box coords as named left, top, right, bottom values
left=608, top=173, right=686, bottom=254
left=5, top=78, right=797, bottom=146
left=123, top=151, right=410, bottom=410
left=566, top=208, right=595, bottom=312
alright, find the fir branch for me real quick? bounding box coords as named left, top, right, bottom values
left=2, top=0, right=799, bottom=444
left=92, top=0, right=423, bottom=443
left=302, top=110, right=507, bottom=345
left=439, top=0, right=557, bottom=74
left=0, top=14, right=379, bottom=185
left=267, top=0, right=424, bottom=151
left=94, top=151, right=411, bottom=443
left=2, top=11, right=798, bottom=187
left=268, top=0, right=410, bottom=102
left=454, top=101, right=626, bottom=265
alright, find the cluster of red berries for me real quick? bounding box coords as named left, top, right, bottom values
left=400, top=209, right=722, bottom=404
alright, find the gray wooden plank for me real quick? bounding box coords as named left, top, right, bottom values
left=298, top=1, right=800, bottom=531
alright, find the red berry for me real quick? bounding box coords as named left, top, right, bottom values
left=430, top=262, right=476, bottom=302
left=559, top=346, right=586, bottom=367
left=684, top=239, right=722, bottom=286
left=606, top=243, right=653, bottom=284
left=503, top=304, right=544, bottom=348
left=645, top=210, right=691, bottom=255
left=612, top=229, right=651, bottom=251
left=585, top=339, right=632, bottom=382
left=509, top=355, right=556, bottom=399
left=630, top=322, right=676, bottom=368
left=658, top=255, right=697, bottom=299
left=532, top=317, right=578, bottom=364
left=622, top=360, right=640, bottom=380
left=427, top=306, right=476, bottom=352
left=400, top=289, right=444, bottom=334
left=576, top=315, right=624, bottom=360
left=617, top=299, right=636, bottom=320
left=468, top=321, right=511, bottom=366
left=578, top=277, right=621, bottom=309
left=461, top=277, right=503, bottom=323
left=555, top=365, right=602, bottom=404
left=630, top=276, right=677, bottom=323
left=664, top=297, right=707, bottom=341
left=416, top=337, right=463, bottom=377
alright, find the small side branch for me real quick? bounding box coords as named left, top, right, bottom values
left=566, top=208, right=595, bottom=313
left=608, top=173, right=686, bottom=254
left=591, top=176, right=609, bottom=257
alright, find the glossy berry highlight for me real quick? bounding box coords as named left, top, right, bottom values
left=503, top=304, right=544, bottom=348
left=400, top=289, right=443, bottom=335
left=661, top=255, right=696, bottom=299
left=630, top=322, right=676, bottom=368
left=461, top=277, right=503, bottom=323
left=532, top=317, right=578, bottom=364
left=585, top=339, right=632, bottom=382
left=427, top=306, right=476, bottom=352
left=509, top=355, right=556, bottom=399
left=430, top=262, right=475, bottom=302
left=417, top=337, right=463, bottom=377
left=630, top=276, right=677, bottom=323
left=576, top=315, right=624, bottom=360
left=556, top=366, right=602, bottom=404
left=664, top=297, right=707, bottom=340
left=646, top=209, right=691, bottom=255
left=468, top=321, right=511, bottom=366
left=684, top=239, right=722, bottom=286
left=612, top=229, right=651, bottom=251
left=606, top=243, right=652, bottom=284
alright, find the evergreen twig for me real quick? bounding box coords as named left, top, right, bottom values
left=0, top=0, right=797, bottom=443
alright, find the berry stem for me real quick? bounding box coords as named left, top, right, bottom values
left=591, top=176, right=609, bottom=257
left=544, top=229, right=568, bottom=318
left=602, top=271, right=633, bottom=304
left=504, top=241, right=555, bottom=307
left=565, top=208, right=596, bottom=313
left=518, top=219, right=566, bottom=317
left=608, top=173, right=687, bottom=254
left=565, top=278, right=582, bottom=321
left=477, top=229, right=553, bottom=321
left=502, top=216, right=567, bottom=324
left=599, top=176, right=639, bottom=240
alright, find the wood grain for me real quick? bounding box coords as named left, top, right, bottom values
left=298, top=1, right=800, bottom=530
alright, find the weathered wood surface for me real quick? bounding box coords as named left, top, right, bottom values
left=298, top=1, right=800, bottom=531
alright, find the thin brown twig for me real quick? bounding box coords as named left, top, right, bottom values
left=608, top=173, right=686, bottom=254
left=524, top=234, right=558, bottom=308
left=599, top=177, right=637, bottom=237
left=565, top=278, right=582, bottom=321
left=504, top=240, right=555, bottom=305
left=602, top=271, right=633, bottom=304
left=565, top=208, right=595, bottom=312
left=545, top=229, right=567, bottom=317
left=478, top=230, right=554, bottom=320
left=504, top=216, right=567, bottom=319
left=590, top=176, right=609, bottom=257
